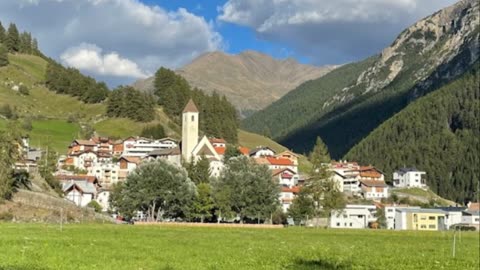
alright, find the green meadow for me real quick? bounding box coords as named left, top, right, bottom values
left=0, top=224, right=478, bottom=270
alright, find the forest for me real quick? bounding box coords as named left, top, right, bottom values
left=346, top=64, right=479, bottom=203
left=153, top=68, right=239, bottom=143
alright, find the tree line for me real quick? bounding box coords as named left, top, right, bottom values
left=0, top=21, right=39, bottom=56
left=45, top=60, right=110, bottom=104
left=110, top=137, right=346, bottom=225
left=106, top=86, right=155, bottom=122
left=111, top=154, right=279, bottom=223
left=154, top=67, right=239, bottom=143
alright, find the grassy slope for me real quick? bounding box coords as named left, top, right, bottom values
left=0, top=224, right=478, bottom=269
left=392, top=188, right=455, bottom=206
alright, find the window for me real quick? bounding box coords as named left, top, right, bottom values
left=428, top=225, right=436, bottom=229
left=421, top=216, right=426, bottom=220
left=428, top=216, right=436, bottom=220
left=336, top=223, right=340, bottom=227
left=191, top=115, right=195, bottom=121
left=421, top=225, right=426, bottom=229
left=387, top=209, right=393, bottom=212
left=349, top=223, right=353, bottom=227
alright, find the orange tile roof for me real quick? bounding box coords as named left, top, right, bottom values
left=238, top=146, right=250, bottom=155
left=360, top=180, right=387, bottom=187
left=468, top=202, right=480, bottom=211
left=254, top=157, right=270, bottom=165
left=121, top=156, right=142, bottom=164
left=266, top=157, right=294, bottom=166
left=214, top=147, right=226, bottom=155
left=282, top=186, right=300, bottom=193
left=271, top=168, right=296, bottom=176
left=360, top=172, right=382, bottom=178
left=113, top=144, right=124, bottom=152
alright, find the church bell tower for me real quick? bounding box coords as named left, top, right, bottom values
left=181, top=99, right=199, bottom=162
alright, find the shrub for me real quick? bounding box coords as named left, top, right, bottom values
left=0, top=211, right=13, bottom=221
left=18, top=85, right=29, bottom=95
left=87, top=200, right=103, bottom=213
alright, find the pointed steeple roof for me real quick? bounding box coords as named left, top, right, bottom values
left=183, top=99, right=199, bottom=113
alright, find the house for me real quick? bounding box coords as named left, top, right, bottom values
left=330, top=204, right=377, bottom=229
left=122, top=137, right=177, bottom=157
left=272, top=168, right=298, bottom=187
left=88, top=163, right=120, bottom=188
left=394, top=208, right=446, bottom=231
left=118, top=156, right=142, bottom=181
left=96, top=190, right=111, bottom=212
left=383, top=205, right=420, bottom=229
left=436, top=207, right=466, bottom=230
left=275, top=150, right=299, bottom=166
left=393, top=168, right=427, bottom=188
left=147, top=148, right=182, bottom=166
left=280, top=186, right=300, bottom=212
left=461, top=210, right=480, bottom=227
left=265, top=156, right=297, bottom=173
left=67, top=151, right=98, bottom=170
left=360, top=180, right=389, bottom=199
left=57, top=175, right=100, bottom=207
left=68, top=139, right=98, bottom=155
left=249, top=146, right=276, bottom=158
left=209, top=138, right=226, bottom=148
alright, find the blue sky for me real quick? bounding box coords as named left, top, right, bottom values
left=0, top=0, right=457, bottom=86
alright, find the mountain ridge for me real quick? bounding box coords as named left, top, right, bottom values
left=243, top=0, right=479, bottom=157
left=133, top=50, right=337, bottom=117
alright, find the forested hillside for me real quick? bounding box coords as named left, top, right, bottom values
left=346, top=64, right=479, bottom=203
left=243, top=0, right=479, bottom=158
left=153, top=68, right=239, bottom=143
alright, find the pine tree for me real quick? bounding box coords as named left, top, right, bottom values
left=0, top=21, right=5, bottom=44
left=6, top=23, right=20, bottom=52
left=0, top=44, right=8, bottom=67
left=309, top=137, right=331, bottom=171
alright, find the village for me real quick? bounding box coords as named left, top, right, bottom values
left=15, top=100, right=480, bottom=231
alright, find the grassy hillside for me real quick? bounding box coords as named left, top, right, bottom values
left=0, top=54, right=105, bottom=120
left=345, top=65, right=479, bottom=203
left=0, top=224, right=478, bottom=269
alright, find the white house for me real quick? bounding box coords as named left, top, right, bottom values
left=88, top=163, right=120, bottom=188
left=280, top=186, right=300, bottom=212
left=147, top=148, right=182, bottom=166
left=393, top=168, right=427, bottom=188
left=96, top=190, right=111, bottom=212
left=360, top=180, right=389, bottom=200
left=249, top=147, right=276, bottom=158
left=435, top=207, right=466, bottom=230
left=67, top=151, right=98, bottom=170
left=461, top=210, right=480, bottom=225
left=384, top=205, right=420, bottom=229
left=58, top=175, right=99, bottom=207
left=330, top=204, right=377, bottom=229
left=122, top=137, right=177, bottom=158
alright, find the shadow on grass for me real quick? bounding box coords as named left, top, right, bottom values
left=287, top=258, right=354, bottom=270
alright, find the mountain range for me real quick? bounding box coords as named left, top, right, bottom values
left=133, top=50, right=336, bottom=117
left=242, top=0, right=479, bottom=202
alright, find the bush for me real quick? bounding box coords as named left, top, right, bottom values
left=18, top=85, right=29, bottom=95
left=87, top=200, right=103, bottom=213
left=0, top=211, right=13, bottom=221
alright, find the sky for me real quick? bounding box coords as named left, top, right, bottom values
left=0, top=0, right=458, bottom=86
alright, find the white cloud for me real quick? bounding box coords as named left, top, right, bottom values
left=0, top=0, right=222, bottom=84
left=61, top=43, right=148, bottom=78
left=218, top=0, right=457, bottom=64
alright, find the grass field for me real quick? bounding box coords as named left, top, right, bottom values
left=0, top=224, right=477, bottom=270
left=28, top=120, right=80, bottom=154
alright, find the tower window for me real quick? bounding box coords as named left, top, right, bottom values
left=191, top=115, right=195, bottom=121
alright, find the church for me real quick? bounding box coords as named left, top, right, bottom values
left=149, top=99, right=225, bottom=177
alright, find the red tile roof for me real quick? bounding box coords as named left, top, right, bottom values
left=266, top=157, right=294, bottom=166
left=468, top=202, right=480, bottom=211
